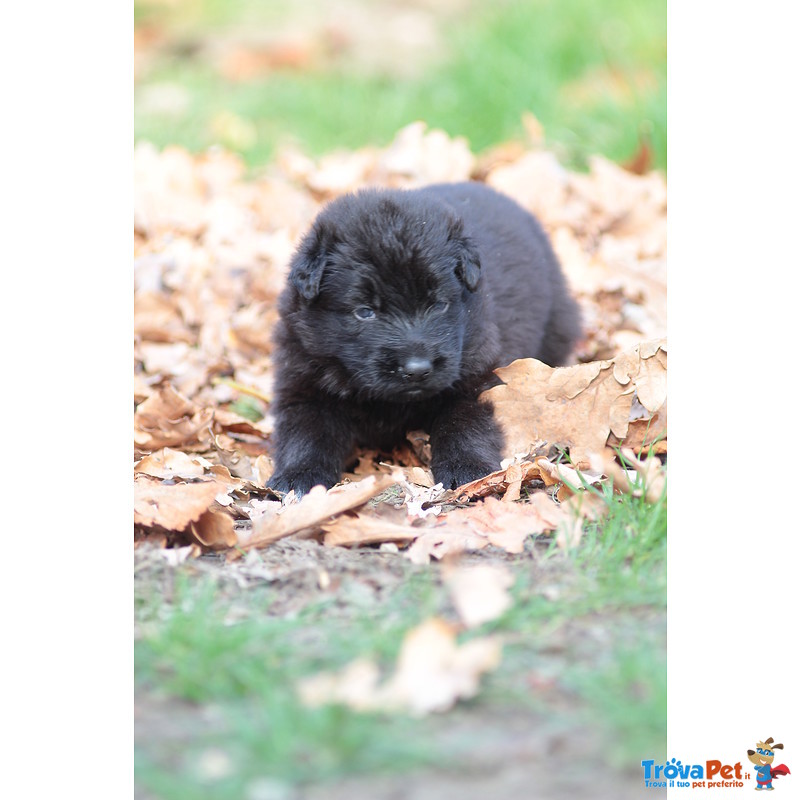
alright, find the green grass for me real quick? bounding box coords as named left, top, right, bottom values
left=135, top=570, right=449, bottom=797
left=134, top=0, right=666, bottom=170
left=135, top=473, right=666, bottom=797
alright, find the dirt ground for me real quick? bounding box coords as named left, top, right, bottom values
left=135, top=538, right=663, bottom=799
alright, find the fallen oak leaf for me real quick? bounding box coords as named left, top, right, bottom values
left=134, top=447, right=212, bottom=479
left=589, top=449, right=639, bottom=496
left=321, top=513, right=421, bottom=548
left=611, top=339, right=667, bottom=413
left=608, top=412, right=667, bottom=455
left=134, top=384, right=214, bottom=452
left=405, top=527, right=489, bottom=565
left=442, top=563, right=514, bottom=628
left=133, top=474, right=224, bottom=530
left=381, top=618, right=502, bottom=715
left=455, top=460, right=544, bottom=502
left=501, top=462, right=524, bottom=502
left=213, top=407, right=271, bottom=437
left=235, top=473, right=400, bottom=553
left=443, top=493, right=568, bottom=555
left=481, top=339, right=667, bottom=465
left=297, top=618, right=502, bottom=716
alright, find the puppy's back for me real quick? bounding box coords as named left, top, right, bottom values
left=418, top=182, right=581, bottom=366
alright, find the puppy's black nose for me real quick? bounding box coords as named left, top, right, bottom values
left=402, top=357, right=433, bottom=382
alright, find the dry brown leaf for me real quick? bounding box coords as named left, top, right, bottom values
left=134, top=530, right=168, bottom=549
left=382, top=618, right=502, bottom=715
left=189, top=507, right=238, bottom=550
left=482, top=339, right=666, bottom=465
left=212, top=407, right=271, bottom=437
left=444, top=494, right=567, bottom=554
left=375, top=122, right=476, bottom=187
left=297, top=658, right=382, bottom=712
left=321, top=514, right=420, bottom=548
left=501, top=462, right=523, bottom=502
left=592, top=447, right=665, bottom=503
left=486, top=151, right=569, bottom=224
left=238, top=473, right=399, bottom=552
left=298, top=618, right=502, bottom=716
left=134, top=447, right=212, bottom=480
left=405, top=527, right=489, bottom=565
left=455, top=460, right=544, bottom=501
left=534, top=457, right=604, bottom=497
left=560, top=490, right=609, bottom=522
left=253, top=454, right=274, bottom=486
left=134, top=384, right=214, bottom=452
left=442, top=564, right=514, bottom=628
left=608, top=413, right=667, bottom=454
left=133, top=475, right=222, bottom=530
left=406, top=466, right=435, bottom=488
left=555, top=515, right=585, bottom=551
left=624, top=451, right=666, bottom=503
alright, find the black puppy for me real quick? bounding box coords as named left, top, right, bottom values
left=269, top=182, right=581, bottom=495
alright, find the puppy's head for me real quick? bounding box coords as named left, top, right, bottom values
left=285, top=189, right=481, bottom=401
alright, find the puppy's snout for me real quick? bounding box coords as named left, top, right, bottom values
left=402, top=356, right=433, bottom=382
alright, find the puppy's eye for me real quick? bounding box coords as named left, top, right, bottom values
left=354, top=307, right=377, bottom=320
left=431, top=300, right=449, bottom=314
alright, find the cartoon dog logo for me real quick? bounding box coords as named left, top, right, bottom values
left=747, top=738, right=791, bottom=790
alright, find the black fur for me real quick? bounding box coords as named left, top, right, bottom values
left=269, top=182, right=581, bottom=495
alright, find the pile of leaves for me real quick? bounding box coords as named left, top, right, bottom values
left=134, top=121, right=666, bottom=562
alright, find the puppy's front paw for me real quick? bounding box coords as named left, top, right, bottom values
left=267, top=467, right=336, bottom=498
left=433, top=460, right=499, bottom=491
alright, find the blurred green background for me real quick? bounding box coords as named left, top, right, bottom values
left=134, top=0, right=666, bottom=171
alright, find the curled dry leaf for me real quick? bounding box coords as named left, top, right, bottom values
left=321, top=513, right=420, bottom=548
left=455, top=460, right=544, bottom=502
left=397, top=479, right=447, bottom=519
left=297, top=618, right=502, bottom=716
left=589, top=449, right=666, bottom=504
left=189, top=507, right=238, bottom=550
left=237, top=473, right=400, bottom=553
left=625, top=451, right=666, bottom=503
left=534, top=457, right=604, bottom=496
left=560, top=490, right=609, bottom=523
left=134, top=384, right=214, bottom=452
left=442, top=564, right=514, bottom=628
left=482, top=339, right=666, bottom=466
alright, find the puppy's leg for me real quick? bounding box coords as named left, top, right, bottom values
left=429, top=397, right=503, bottom=489
left=269, top=400, right=355, bottom=496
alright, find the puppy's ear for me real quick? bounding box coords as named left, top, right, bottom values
left=454, top=235, right=481, bottom=292
left=289, top=224, right=333, bottom=300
